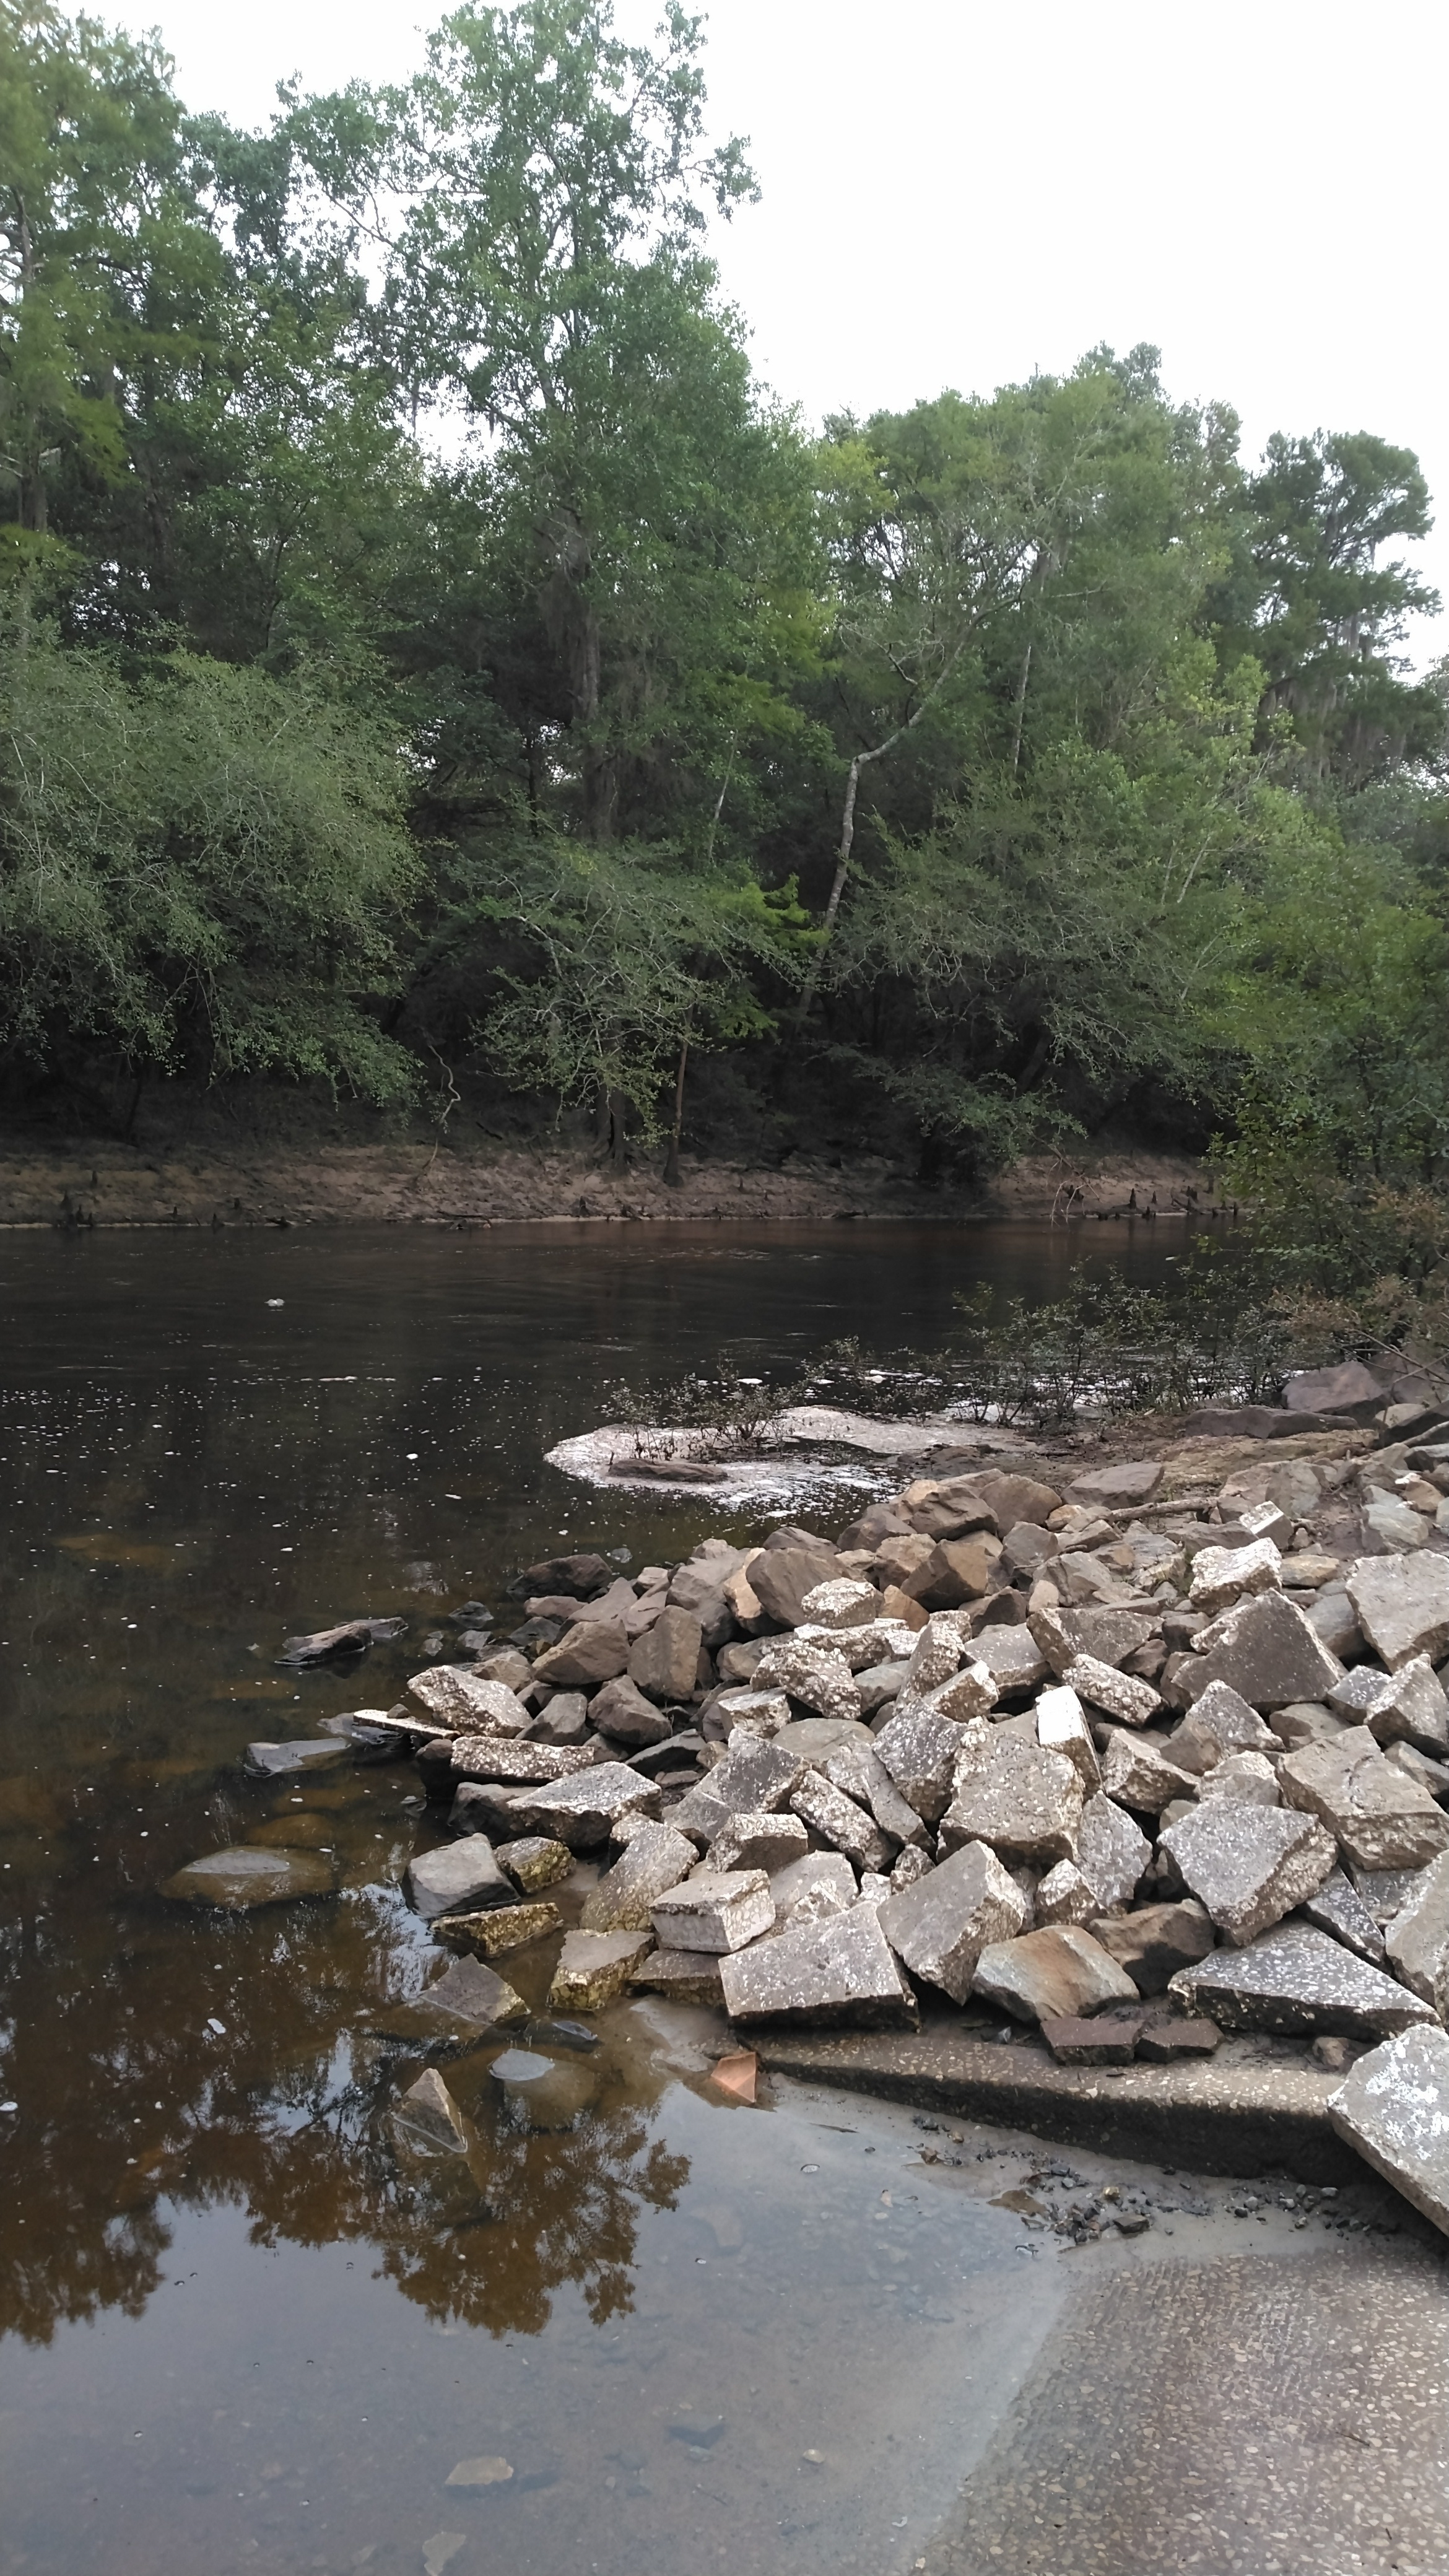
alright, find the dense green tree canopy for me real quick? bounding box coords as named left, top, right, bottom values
left=2, top=0, right=1445, bottom=1183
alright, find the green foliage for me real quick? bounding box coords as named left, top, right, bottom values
left=451, top=831, right=813, bottom=1134
left=1, top=0, right=1446, bottom=1179
left=0, top=625, right=419, bottom=1094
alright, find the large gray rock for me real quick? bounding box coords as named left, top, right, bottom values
left=822, top=1741, right=931, bottom=1847
left=1385, top=1849, right=1449, bottom=2017
left=710, top=1810, right=811, bottom=1876
left=1363, top=1490, right=1429, bottom=1549
left=1284, top=1358, right=1383, bottom=1413
left=1346, top=1552, right=1449, bottom=1671
left=1307, top=1589, right=1364, bottom=1660
left=1158, top=1801, right=1336, bottom=1944
left=790, top=1771, right=895, bottom=1872
left=407, top=1835, right=515, bottom=1921
left=1034, top=1684, right=1100, bottom=1788
left=972, top=1926, right=1140, bottom=2022
left=1087, top=1899, right=1214, bottom=1993
left=969, top=1627, right=1050, bottom=1697
left=799, top=1577, right=882, bottom=1629
left=794, top=1617, right=917, bottom=1674
left=668, top=1736, right=805, bottom=1842
left=628, top=1606, right=703, bottom=1702
left=878, top=1840, right=1027, bottom=2003
left=408, top=1667, right=534, bottom=1734
left=449, top=1736, right=595, bottom=1786
left=1190, top=1590, right=1344, bottom=1710
left=509, top=1762, right=662, bottom=1851
left=1189, top=1537, right=1284, bottom=1615
left=1168, top=1923, right=1434, bottom=2038
left=754, top=1633, right=863, bottom=1723
left=1033, top=1860, right=1100, bottom=1928
left=1065, top=1460, right=1165, bottom=1507
left=939, top=1733, right=1085, bottom=1865
left=589, top=1675, right=674, bottom=1746
left=719, top=1906, right=918, bottom=2029
left=1279, top=1726, right=1449, bottom=1871
left=1301, top=1868, right=1387, bottom=1964
left=767, top=1849, right=858, bottom=1933
left=419, top=1952, right=528, bottom=2030
left=1061, top=1653, right=1161, bottom=1728
left=1196, top=1750, right=1281, bottom=1807
left=1033, top=1604, right=1159, bottom=1675
left=580, top=1822, right=697, bottom=1931
left=651, top=1869, right=775, bottom=1954
left=1074, top=1792, right=1153, bottom=1910
left=1098, top=1730, right=1198, bottom=1814
left=162, top=1845, right=336, bottom=1908
left=1328, top=2026, right=1449, bottom=2235
left=1361, top=1655, right=1449, bottom=1756
left=1167, top=1679, right=1281, bottom=1774
left=872, top=1703, right=984, bottom=1824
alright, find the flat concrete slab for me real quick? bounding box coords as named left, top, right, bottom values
left=752, top=2019, right=1359, bottom=2182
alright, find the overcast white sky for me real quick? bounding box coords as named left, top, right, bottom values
left=121, top=0, right=1448, bottom=665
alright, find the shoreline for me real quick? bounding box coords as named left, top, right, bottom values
left=0, top=1138, right=1212, bottom=1230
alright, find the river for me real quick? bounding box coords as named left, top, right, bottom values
left=6, top=1219, right=1440, bottom=2576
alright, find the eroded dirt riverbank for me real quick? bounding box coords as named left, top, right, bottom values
left=0, top=1138, right=1207, bottom=1229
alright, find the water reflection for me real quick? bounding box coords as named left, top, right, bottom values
left=0, top=1225, right=1182, bottom=2574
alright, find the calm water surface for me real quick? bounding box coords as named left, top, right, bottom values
left=0, top=1221, right=1178, bottom=2576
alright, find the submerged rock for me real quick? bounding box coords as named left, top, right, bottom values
left=432, top=1900, right=561, bottom=1957
left=393, top=2067, right=472, bottom=2157
left=407, top=1835, right=514, bottom=1921
left=243, top=1738, right=350, bottom=1778
left=547, top=1930, right=653, bottom=2012
left=163, top=1845, right=336, bottom=1907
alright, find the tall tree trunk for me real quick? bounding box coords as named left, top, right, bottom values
left=1010, top=642, right=1032, bottom=775
left=663, top=1040, right=688, bottom=1186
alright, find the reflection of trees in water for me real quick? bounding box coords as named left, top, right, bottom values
left=0, top=1887, right=687, bottom=2348
left=240, top=2086, right=689, bottom=2337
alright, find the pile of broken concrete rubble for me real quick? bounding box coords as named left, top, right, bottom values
left=363, top=1427, right=1449, bottom=2232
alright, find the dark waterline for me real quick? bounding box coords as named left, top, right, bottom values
left=0, top=1221, right=1182, bottom=2576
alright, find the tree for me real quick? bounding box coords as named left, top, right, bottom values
left=291, top=2, right=814, bottom=852
left=0, top=626, right=419, bottom=1101
left=1229, top=430, right=1442, bottom=786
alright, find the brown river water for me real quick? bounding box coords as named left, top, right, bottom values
left=0, top=1219, right=1232, bottom=2576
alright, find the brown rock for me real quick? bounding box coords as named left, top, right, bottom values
left=747, top=1549, right=842, bottom=1628
left=972, top=1926, right=1141, bottom=2022
left=628, top=1605, right=704, bottom=1702
left=904, top=1536, right=1002, bottom=1609
left=588, top=1674, right=674, bottom=1746
left=533, top=1619, right=631, bottom=1689
left=1040, top=2012, right=1139, bottom=2065
left=1087, top=1899, right=1215, bottom=1992
left=1065, top=1460, right=1165, bottom=1508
